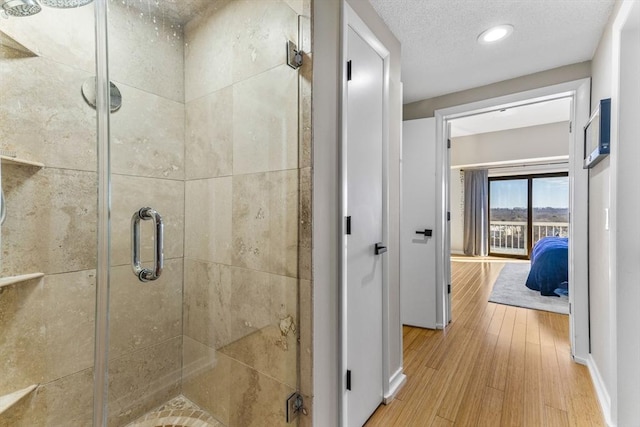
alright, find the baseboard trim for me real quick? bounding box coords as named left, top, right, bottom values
left=586, top=354, right=615, bottom=427
left=383, top=367, right=406, bottom=404
left=573, top=354, right=588, bottom=366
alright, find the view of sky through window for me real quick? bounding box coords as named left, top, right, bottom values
left=490, top=177, right=568, bottom=209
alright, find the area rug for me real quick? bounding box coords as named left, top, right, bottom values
left=489, top=262, right=569, bottom=314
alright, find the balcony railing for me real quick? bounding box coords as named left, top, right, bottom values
left=489, top=221, right=568, bottom=255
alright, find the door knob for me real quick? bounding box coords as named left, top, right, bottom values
left=416, top=229, right=432, bottom=237
left=375, top=242, right=387, bottom=255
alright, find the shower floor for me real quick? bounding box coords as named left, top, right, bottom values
left=126, top=395, right=223, bottom=427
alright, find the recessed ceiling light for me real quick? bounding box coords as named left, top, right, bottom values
left=477, top=24, right=514, bottom=44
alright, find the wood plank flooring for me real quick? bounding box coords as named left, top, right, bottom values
left=365, top=261, right=604, bottom=427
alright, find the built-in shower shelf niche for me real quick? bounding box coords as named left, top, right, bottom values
left=0, top=384, right=38, bottom=416
left=0, top=30, right=38, bottom=58
left=0, top=155, right=44, bottom=168
left=0, top=273, right=44, bottom=290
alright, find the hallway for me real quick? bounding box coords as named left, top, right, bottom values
left=365, top=261, right=604, bottom=426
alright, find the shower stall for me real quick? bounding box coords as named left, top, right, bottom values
left=0, top=0, right=312, bottom=425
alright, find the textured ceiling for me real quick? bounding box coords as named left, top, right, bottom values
left=368, top=0, right=615, bottom=103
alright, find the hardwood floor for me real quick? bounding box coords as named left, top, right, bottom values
left=365, top=261, right=604, bottom=427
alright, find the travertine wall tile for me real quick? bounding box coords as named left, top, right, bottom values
left=232, top=170, right=299, bottom=277
left=185, top=86, right=233, bottom=180
left=184, top=2, right=234, bottom=102
left=230, top=1, right=297, bottom=84
left=0, top=56, right=95, bottom=171
left=0, top=277, right=45, bottom=397
left=182, top=336, right=231, bottom=426
left=108, top=3, right=185, bottom=102
left=42, top=270, right=96, bottom=382
left=184, top=260, right=297, bottom=351
left=183, top=3, right=306, bottom=410
left=109, top=260, right=183, bottom=360
left=229, top=358, right=294, bottom=427
left=228, top=266, right=298, bottom=339
left=39, top=368, right=94, bottom=427
left=183, top=260, right=232, bottom=349
left=185, top=177, right=232, bottom=265
left=108, top=337, right=182, bottom=427
left=220, top=323, right=297, bottom=389
left=0, top=2, right=184, bottom=102
left=111, top=174, right=184, bottom=267
left=111, top=83, right=185, bottom=180
left=0, top=367, right=94, bottom=427
left=232, top=65, right=298, bottom=175
left=0, top=6, right=95, bottom=74
left=1, top=166, right=97, bottom=277
left=182, top=336, right=296, bottom=427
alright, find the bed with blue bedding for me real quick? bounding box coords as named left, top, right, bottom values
left=525, top=237, right=569, bottom=297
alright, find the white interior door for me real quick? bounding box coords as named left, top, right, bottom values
left=346, top=26, right=384, bottom=427
left=401, top=118, right=437, bottom=328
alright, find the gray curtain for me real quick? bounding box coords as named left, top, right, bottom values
left=463, top=169, right=489, bottom=256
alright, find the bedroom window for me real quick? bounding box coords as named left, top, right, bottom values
left=489, top=173, right=568, bottom=259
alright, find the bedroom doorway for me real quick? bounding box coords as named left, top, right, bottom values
left=434, top=78, right=591, bottom=361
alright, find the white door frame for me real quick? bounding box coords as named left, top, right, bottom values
left=434, top=78, right=591, bottom=361
left=340, top=3, right=391, bottom=425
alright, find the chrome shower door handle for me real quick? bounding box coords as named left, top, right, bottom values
left=131, top=207, right=164, bottom=282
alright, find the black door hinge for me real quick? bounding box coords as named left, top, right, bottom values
left=347, top=60, right=352, bottom=81
left=346, top=370, right=352, bottom=390
left=447, top=139, right=451, bottom=149
left=346, top=216, right=351, bottom=235
left=447, top=211, right=451, bottom=221
left=448, top=284, right=451, bottom=294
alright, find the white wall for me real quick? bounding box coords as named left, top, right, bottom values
left=588, top=1, right=622, bottom=424
left=612, top=2, right=640, bottom=424
left=590, top=1, right=640, bottom=425
left=449, top=122, right=570, bottom=253
left=312, top=0, right=341, bottom=425
left=451, top=122, right=570, bottom=166
left=404, top=62, right=591, bottom=120
left=587, top=0, right=640, bottom=425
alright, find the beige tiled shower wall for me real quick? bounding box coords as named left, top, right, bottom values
left=181, top=1, right=312, bottom=426
left=0, top=2, right=186, bottom=426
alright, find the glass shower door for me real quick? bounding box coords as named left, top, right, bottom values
left=101, top=0, right=310, bottom=425
left=0, top=2, right=98, bottom=425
